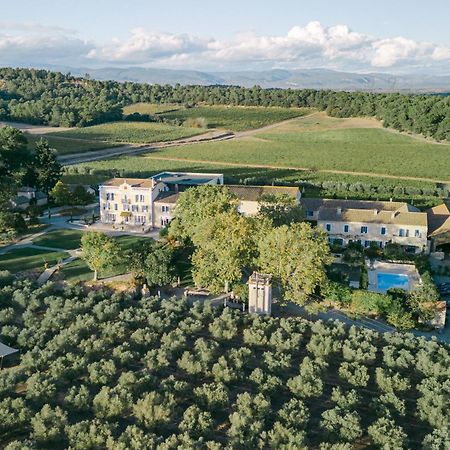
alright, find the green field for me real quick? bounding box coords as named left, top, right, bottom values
left=32, top=229, right=84, bottom=250
left=0, top=247, right=69, bottom=273
left=26, top=133, right=119, bottom=155
left=54, top=122, right=205, bottom=144
left=123, top=102, right=183, bottom=115
left=159, top=105, right=309, bottom=131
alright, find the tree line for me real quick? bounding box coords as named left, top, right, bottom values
left=0, top=67, right=449, bottom=140
left=0, top=273, right=448, bottom=449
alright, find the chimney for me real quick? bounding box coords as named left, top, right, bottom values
left=373, top=209, right=378, bottom=216
left=337, top=207, right=342, bottom=215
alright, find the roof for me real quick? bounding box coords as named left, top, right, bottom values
left=227, top=185, right=300, bottom=202
left=154, top=192, right=180, bottom=204
left=151, top=171, right=223, bottom=186
left=17, top=186, right=35, bottom=193
left=427, top=201, right=450, bottom=237
left=100, top=178, right=155, bottom=189
left=301, top=198, right=419, bottom=213
left=316, top=207, right=427, bottom=227
left=0, top=342, right=19, bottom=358
left=13, top=195, right=30, bottom=205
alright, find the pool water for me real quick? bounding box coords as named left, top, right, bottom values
left=377, top=272, right=409, bottom=291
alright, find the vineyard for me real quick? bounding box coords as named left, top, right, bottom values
left=0, top=277, right=448, bottom=449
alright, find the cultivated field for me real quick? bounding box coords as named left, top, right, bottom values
left=53, top=122, right=205, bottom=144
left=26, top=133, right=119, bottom=155
left=140, top=113, right=450, bottom=182
left=159, top=105, right=309, bottom=131
left=123, top=102, right=184, bottom=115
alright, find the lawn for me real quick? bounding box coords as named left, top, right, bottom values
left=60, top=235, right=153, bottom=282
left=26, top=133, right=119, bottom=155
left=0, top=248, right=69, bottom=273
left=159, top=105, right=309, bottom=131
left=53, top=122, right=205, bottom=144
left=32, top=229, right=84, bottom=250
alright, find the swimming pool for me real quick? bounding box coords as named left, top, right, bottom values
left=377, top=272, right=409, bottom=291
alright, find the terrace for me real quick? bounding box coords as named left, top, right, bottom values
left=367, top=260, right=421, bottom=293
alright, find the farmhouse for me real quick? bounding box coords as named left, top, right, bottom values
left=301, top=198, right=429, bottom=254
left=99, top=172, right=301, bottom=229
left=99, top=173, right=436, bottom=256
left=11, top=187, right=47, bottom=210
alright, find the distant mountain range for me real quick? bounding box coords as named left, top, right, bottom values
left=49, top=66, right=450, bottom=92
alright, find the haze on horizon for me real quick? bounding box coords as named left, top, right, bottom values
left=1, top=0, right=450, bottom=75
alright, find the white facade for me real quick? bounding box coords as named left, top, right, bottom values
left=248, top=272, right=272, bottom=316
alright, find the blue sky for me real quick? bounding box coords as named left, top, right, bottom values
left=2, top=0, right=450, bottom=73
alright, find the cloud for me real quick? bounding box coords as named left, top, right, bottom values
left=0, top=21, right=90, bottom=67
left=87, top=27, right=209, bottom=63
left=0, top=21, right=449, bottom=73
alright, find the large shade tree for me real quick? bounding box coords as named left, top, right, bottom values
left=191, top=211, right=257, bottom=293
left=81, top=232, right=120, bottom=281
left=257, top=222, right=332, bottom=304
left=168, top=185, right=238, bottom=241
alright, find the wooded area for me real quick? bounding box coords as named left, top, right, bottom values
left=1, top=68, right=449, bottom=140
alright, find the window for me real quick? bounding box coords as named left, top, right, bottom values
left=361, top=226, right=368, bottom=234
left=106, top=193, right=110, bottom=201
left=415, top=229, right=421, bottom=237
left=131, top=205, right=138, bottom=212
left=114, top=203, right=118, bottom=211
left=399, top=228, right=405, bottom=237
left=325, top=223, right=332, bottom=232
left=364, top=240, right=370, bottom=248
left=343, top=224, right=349, bottom=233
left=110, top=193, right=114, bottom=201
left=135, top=194, right=139, bottom=202
left=306, top=210, right=314, bottom=217
left=142, top=205, right=148, bottom=212
left=380, top=227, right=386, bottom=235
left=162, top=205, right=170, bottom=213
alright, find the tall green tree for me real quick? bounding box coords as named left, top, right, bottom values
left=128, top=240, right=175, bottom=287
left=258, top=194, right=303, bottom=226
left=81, top=232, right=120, bottom=281
left=0, top=126, right=30, bottom=177
left=191, top=211, right=257, bottom=293
left=32, top=139, right=61, bottom=194
left=169, top=185, right=238, bottom=241
left=257, top=222, right=332, bottom=304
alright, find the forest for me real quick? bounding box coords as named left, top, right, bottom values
left=0, top=274, right=448, bottom=449
left=0, top=68, right=449, bottom=140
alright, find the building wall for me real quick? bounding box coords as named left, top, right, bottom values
left=318, top=220, right=428, bottom=252
left=237, top=200, right=260, bottom=216
left=153, top=202, right=174, bottom=228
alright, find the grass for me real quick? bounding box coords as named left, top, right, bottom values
left=26, top=133, right=119, bottom=155
left=158, top=105, right=309, bottom=131
left=0, top=248, right=69, bottom=273
left=60, top=235, right=153, bottom=283
left=32, top=229, right=84, bottom=250
left=53, top=122, right=205, bottom=144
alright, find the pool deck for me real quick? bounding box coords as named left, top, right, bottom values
left=367, top=260, right=421, bottom=293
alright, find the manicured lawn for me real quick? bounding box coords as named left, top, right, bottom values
left=26, top=133, right=119, bottom=155
left=61, top=235, right=153, bottom=283
left=33, top=229, right=84, bottom=250
left=0, top=248, right=69, bottom=273
left=159, top=105, right=309, bottom=131
left=54, top=122, right=205, bottom=144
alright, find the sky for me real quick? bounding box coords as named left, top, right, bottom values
left=1, top=0, right=450, bottom=74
